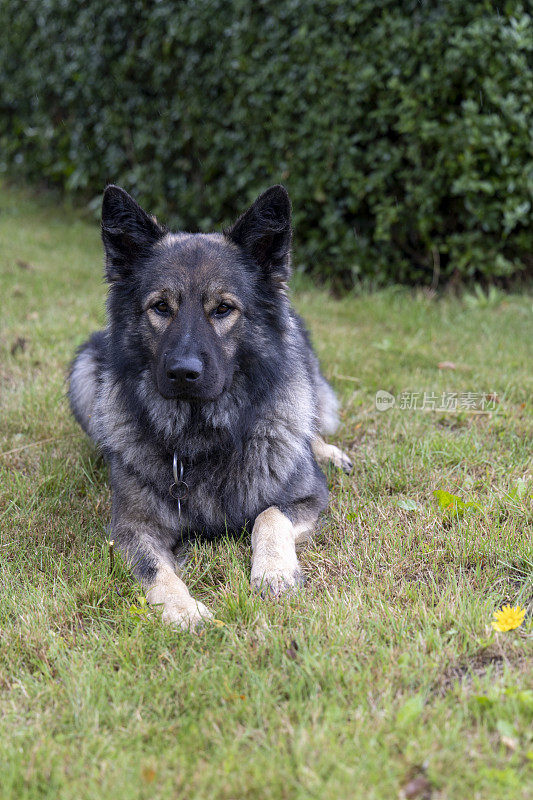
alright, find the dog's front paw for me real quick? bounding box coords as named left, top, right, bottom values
left=251, top=566, right=305, bottom=598
left=313, top=438, right=353, bottom=474
left=146, top=567, right=213, bottom=632
left=329, top=444, right=353, bottom=473
left=338, top=449, right=353, bottom=474
left=160, top=598, right=213, bottom=631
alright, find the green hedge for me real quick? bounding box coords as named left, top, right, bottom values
left=1, top=0, right=531, bottom=286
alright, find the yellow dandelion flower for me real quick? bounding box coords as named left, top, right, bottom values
left=491, top=604, right=526, bottom=632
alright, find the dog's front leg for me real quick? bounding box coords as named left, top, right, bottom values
left=250, top=507, right=313, bottom=597
left=112, top=500, right=212, bottom=630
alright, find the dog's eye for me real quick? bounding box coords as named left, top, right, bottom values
left=213, top=303, right=233, bottom=318
left=152, top=300, right=170, bottom=315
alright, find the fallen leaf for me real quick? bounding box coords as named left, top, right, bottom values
left=10, top=337, right=27, bottom=356
left=396, top=498, right=422, bottom=512
left=400, top=775, right=432, bottom=799
left=437, top=361, right=456, bottom=370
left=433, top=489, right=480, bottom=515
left=505, top=479, right=528, bottom=502
left=496, top=719, right=518, bottom=740
left=396, top=693, right=424, bottom=726
left=224, top=693, right=247, bottom=702
left=501, top=736, right=518, bottom=751
left=286, top=639, right=299, bottom=660
left=141, top=765, right=156, bottom=784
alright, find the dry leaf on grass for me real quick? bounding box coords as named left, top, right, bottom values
left=437, top=361, right=456, bottom=370
left=400, top=775, right=432, bottom=799
left=10, top=337, right=27, bottom=356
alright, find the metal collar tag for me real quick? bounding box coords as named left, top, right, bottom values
left=169, top=451, right=190, bottom=517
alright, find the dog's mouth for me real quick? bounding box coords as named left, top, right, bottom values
left=156, top=380, right=228, bottom=404
left=176, top=390, right=225, bottom=404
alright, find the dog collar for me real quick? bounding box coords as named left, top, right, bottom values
left=169, top=451, right=190, bottom=517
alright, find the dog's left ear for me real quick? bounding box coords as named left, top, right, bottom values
left=225, top=186, right=292, bottom=284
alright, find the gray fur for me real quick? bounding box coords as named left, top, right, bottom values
left=69, top=184, right=349, bottom=625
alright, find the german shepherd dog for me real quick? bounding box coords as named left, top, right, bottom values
left=69, top=185, right=352, bottom=629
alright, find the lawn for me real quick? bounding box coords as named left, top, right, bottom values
left=0, top=182, right=531, bottom=800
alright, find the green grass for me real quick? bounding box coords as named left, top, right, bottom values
left=0, top=182, right=532, bottom=800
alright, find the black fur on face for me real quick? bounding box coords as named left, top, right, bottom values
left=101, top=185, right=292, bottom=403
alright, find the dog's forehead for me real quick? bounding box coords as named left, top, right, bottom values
left=149, top=232, right=244, bottom=290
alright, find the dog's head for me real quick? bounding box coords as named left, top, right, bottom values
left=102, top=184, right=292, bottom=402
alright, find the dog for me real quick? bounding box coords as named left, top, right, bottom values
left=69, top=184, right=352, bottom=629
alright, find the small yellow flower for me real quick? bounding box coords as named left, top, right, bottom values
left=492, top=604, right=526, bottom=632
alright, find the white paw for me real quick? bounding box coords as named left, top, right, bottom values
left=251, top=566, right=305, bottom=598
left=338, top=449, right=353, bottom=473
left=313, top=438, right=353, bottom=473
left=160, top=598, right=213, bottom=631
left=329, top=445, right=353, bottom=473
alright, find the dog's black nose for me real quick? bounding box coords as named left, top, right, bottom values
left=166, top=355, right=203, bottom=383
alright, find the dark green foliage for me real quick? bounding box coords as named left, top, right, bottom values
left=0, top=0, right=531, bottom=286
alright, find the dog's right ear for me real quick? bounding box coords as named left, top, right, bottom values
left=101, top=185, right=165, bottom=281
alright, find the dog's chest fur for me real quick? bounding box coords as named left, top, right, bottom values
left=93, top=360, right=317, bottom=537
